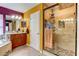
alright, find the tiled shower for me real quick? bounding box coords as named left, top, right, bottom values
left=43, top=3, right=77, bottom=56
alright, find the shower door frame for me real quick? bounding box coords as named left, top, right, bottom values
left=43, top=3, right=77, bottom=56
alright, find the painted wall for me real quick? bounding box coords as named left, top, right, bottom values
left=24, top=4, right=43, bottom=50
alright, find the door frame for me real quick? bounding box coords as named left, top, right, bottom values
left=43, top=3, right=77, bottom=56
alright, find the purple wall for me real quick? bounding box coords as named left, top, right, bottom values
left=0, top=6, right=23, bottom=33
left=0, top=6, right=23, bottom=15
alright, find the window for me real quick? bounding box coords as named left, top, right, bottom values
left=0, top=14, right=4, bottom=45
left=0, top=14, right=3, bottom=35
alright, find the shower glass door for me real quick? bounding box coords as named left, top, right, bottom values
left=43, top=3, right=77, bottom=56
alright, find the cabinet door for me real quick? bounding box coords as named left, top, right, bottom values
left=15, top=34, right=21, bottom=46
left=11, top=34, right=16, bottom=49
left=21, top=33, right=26, bottom=45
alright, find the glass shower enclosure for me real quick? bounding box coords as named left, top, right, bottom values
left=43, top=3, right=77, bottom=56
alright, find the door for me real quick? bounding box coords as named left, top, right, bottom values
left=30, top=11, right=40, bottom=51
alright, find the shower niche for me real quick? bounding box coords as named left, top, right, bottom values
left=43, top=3, right=77, bottom=56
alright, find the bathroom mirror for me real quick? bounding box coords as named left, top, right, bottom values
left=5, top=15, right=21, bottom=32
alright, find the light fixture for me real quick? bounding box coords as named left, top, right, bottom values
left=11, top=15, right=22, bottom=20
left=18, top=16, right=22, bottom=20
left=15, top=15, right=19, bottom=19
left=11, top=15, right=15, bottom=19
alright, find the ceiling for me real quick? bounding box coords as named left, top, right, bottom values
left=0, top=3, right=38, bottom=13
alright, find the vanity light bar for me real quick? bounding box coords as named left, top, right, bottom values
left=11, top=15, right=15, bottom=19
left=18, top=16, right=22, bottom=19
left=11, top=15, right=22, bottom=19
left=15, top=15, right=18, bottom=19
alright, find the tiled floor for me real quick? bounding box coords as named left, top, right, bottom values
left=9, top=45, right=43, bottom=56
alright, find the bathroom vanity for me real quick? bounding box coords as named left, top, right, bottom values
left=9, top=32, right=27, bottom=49
left=5, top=15, right=27, bottom=49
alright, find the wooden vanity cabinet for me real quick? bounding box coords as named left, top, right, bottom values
left=10, top=33, right=27, bottom=49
